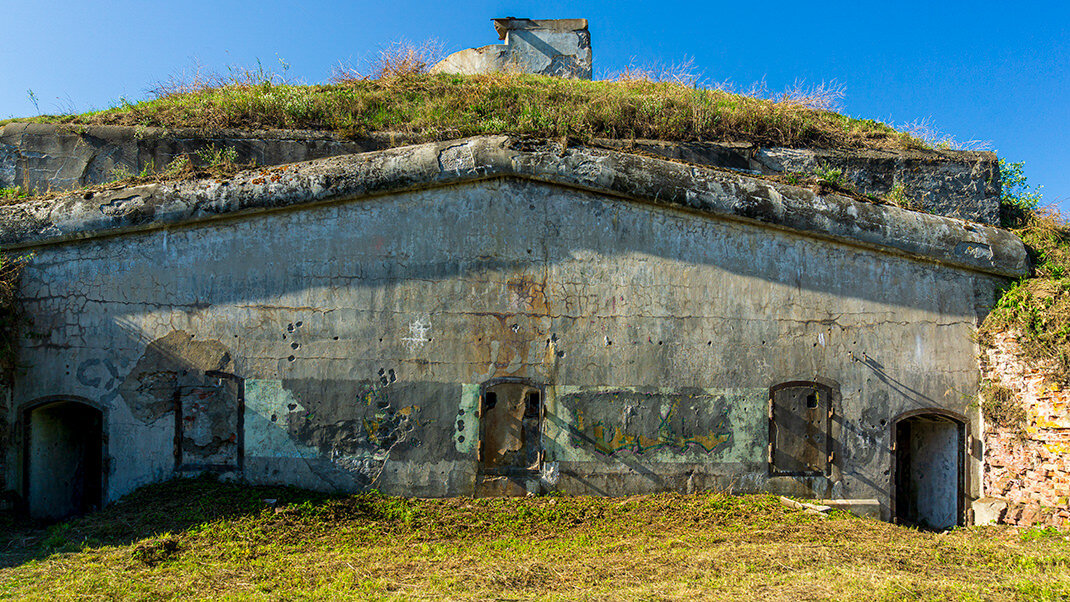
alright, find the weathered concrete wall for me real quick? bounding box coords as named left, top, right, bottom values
left=593, top=139, right=1002, bottom=225
left=432, top=18, right=592, bottom=79
left=0, top=122, right=392, bottom=195
left=1, top=169, right=1014, bottom=520
left=980, top=331, right=1070, bottom=526
left=0, top=124, right=1002, bottom=225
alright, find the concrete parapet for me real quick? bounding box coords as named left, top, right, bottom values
left=0, top=135, right=1028, bottom=278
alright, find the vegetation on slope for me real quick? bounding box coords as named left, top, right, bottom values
left=2, top=477, right=1069, bottom=600
left=979, top=161, right=1070, bottom=388
left=4, top=48, right=923, bottom=151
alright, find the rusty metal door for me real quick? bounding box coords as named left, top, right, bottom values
left=175, top=372, right=243, bottom=471
left=770, top=383, right=831, bottom=476
left=479, top=382, right=543, bottom=474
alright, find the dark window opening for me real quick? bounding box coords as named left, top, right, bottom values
left=479, top=382, right=543, bottom=475
left=524, top=392, right=540, bottom=418
left=770, top=382, right=833, bottom=476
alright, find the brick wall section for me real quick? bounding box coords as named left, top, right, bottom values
left=982, top=331, right=1070, bottom=526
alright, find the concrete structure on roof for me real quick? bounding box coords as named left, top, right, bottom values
left=431, top=18, right=592, bottom=79
left=0, top=133, right=1029, bottom=529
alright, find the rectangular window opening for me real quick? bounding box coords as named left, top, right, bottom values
left=771, top=383, right=832, bottom=476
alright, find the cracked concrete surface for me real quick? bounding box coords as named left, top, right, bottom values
left=0, top=135, right=1028, bottom=521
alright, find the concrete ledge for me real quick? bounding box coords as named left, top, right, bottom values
left=814, top=498, right=882, bottom=519
left=0, top=135, right=1028, bottom=277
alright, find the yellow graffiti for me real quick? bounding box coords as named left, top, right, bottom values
left=577, top=402, right=731, bottom=455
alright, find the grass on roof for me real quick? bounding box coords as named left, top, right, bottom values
left=11, top=70, right=919, bottom=151
left=2, top=476, right=1068, bottom=600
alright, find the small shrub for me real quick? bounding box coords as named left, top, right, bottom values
left=1001, top=159, right=1044, bottom=228
left=979, top=379, right=1026, bottom=431
left=131, top=535, right=181, bottom=565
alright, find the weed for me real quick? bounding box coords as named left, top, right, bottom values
left=194, top=143, right=239, bottom=172
left=885, top=183, right=916, bottom=210
left=26, top=89, right=39, bottom=114
left=978, top=379, right=1026, bottom=431
left=814, top=165, right=845, bottom=185
left=1021, top=526, right=1065, bottom=542
left=0, top=186, right=27, bottom=200
left=161, top=154, right=191, bottom=178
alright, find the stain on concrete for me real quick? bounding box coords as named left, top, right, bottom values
left=118, top=330, right=234, bottom=423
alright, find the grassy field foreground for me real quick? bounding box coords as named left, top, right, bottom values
left=1, top=478, right=1068, bottom=601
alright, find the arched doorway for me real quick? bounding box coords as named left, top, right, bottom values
left=23, top=399, right=104, bottom=520
left=892, top=410, right=965, bottom=529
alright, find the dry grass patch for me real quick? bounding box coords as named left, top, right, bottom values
left=1, top=477, right=1068, bottom=600
left=5, top=56, right=918, bottom=151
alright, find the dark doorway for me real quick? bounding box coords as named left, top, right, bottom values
left=24, top=400, right=104, bottom=520
left=475, top=380, right=543, bottom=496
left=893, top=411, right=965, bottom=529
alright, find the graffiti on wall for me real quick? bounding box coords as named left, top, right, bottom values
left=561, top=389, right=734, bottom=456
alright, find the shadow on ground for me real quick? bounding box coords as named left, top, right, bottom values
left=0, top=476, right=334, bottom=569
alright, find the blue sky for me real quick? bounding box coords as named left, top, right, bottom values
left=1, top=0, right=1066, bottom=211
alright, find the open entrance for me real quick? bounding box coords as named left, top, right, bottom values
left=476, top=380, right=543, bottom=495
left=23, top=400, right=104, bottom=520
left=893, top=411, right=965, bottom=530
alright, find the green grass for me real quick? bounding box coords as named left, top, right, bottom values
left=0, top=187, right=27, bottom=201
left=4, top=72, right=920, bottom=151
left=2, top=477, right=1068, bottom=600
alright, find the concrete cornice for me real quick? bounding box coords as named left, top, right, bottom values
left=0, top=135, right=1029, bottom=277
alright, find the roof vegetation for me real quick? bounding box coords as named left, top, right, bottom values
left=5, top=46, right=930, bottom=151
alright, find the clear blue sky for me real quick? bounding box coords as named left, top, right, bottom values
left=1, top=0, right=1066, bottom=211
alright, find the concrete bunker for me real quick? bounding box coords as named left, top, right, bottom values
left=23, top=399, right=104, bottom=520
left=893, top=410, right=966, bottom=529
left=0, top=135, right=1030, bottom=519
